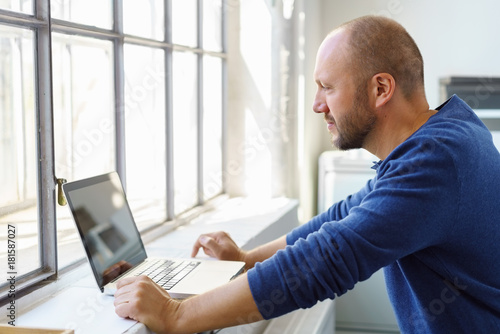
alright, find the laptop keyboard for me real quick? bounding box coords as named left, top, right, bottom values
left=135, top=259, right=201, bottom=290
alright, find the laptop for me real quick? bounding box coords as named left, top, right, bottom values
left=62, top=172, right=245, bottom=299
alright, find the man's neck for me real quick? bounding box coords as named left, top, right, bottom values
left=364, top=96, right=436, bottom=160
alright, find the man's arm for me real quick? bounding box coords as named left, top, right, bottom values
left=114, top=273, right=262, bottom=333
left=244, top=235, right=287, bottom=269
left=191, top=231, right=287, bottom=270
left=188, top=181, right=375, bottom=269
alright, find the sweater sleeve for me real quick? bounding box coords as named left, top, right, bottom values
left=286, top=177, right=375, bottom=246
left=247, top=137, right=460, bottom=319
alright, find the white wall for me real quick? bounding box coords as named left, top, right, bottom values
left=319, top=0, right=500, bottom=107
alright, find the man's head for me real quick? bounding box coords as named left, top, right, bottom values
left=338, top=15, right=425, bottom=99
left=313, top=16, right=426, bottom=151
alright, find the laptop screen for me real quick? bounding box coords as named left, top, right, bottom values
left=63, top=172, right=147, bottom=290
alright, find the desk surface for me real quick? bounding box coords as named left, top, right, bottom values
left=16, top=198, right=298, bottom=334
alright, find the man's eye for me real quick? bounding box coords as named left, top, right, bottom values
left=317, top=82, right=330, bottom=91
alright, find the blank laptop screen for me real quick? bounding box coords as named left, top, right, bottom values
left=63, top=172, right=147, bottom=289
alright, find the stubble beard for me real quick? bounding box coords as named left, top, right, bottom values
left=331, top=87, right=377, bottom=151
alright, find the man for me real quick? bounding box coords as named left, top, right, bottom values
left=114, top=15, right=500, bottom=333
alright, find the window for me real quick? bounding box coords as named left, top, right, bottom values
left=0, top=24, right=39, bottom=278
left=0, top=0, right=226, bottom=301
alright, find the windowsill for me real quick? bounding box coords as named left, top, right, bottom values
left=8, top=197, right=299, bottom=333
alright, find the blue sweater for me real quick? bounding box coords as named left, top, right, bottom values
left=247, top=95, right=500, bottom=333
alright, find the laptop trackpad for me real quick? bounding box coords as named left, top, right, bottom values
left=169, top=261, right=243, bottom=297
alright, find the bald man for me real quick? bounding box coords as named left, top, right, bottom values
left=114, top=16, right=500, bottom=333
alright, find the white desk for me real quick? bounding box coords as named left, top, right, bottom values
left=16, top=198, right=299, bottom=334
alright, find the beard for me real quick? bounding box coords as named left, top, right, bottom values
left=328, top=86, right=377, bottom=150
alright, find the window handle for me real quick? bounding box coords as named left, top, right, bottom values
left=56, top=178, right=67, bottom=206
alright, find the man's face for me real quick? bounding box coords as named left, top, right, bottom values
left=313, top=31, right=377, bottom=150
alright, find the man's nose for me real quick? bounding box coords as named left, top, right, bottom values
left=313, top=93, right=329, bottom=114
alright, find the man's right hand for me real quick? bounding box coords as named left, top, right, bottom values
left=191, top=231, right=247, bottom=264
left=192, top=231, right=288, bottom=272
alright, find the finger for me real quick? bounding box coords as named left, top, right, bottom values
left=114, top=292, right=140, bottom=321
left=191, top=237, right=203, bottom=257
left=114, top=301, right=131, bottom=319
left=191, top=233, right=211, bottom=257
left=200, top=235, right=223, bottom=257
left=114, top=283, right=134, bottom=314
left=202, top=246, right=215, bottom=258
left=114, top=289, right=131, bottom=309
left=116, top=275, right=143, bottom=290
left=192, top=233, right=216, bottom=257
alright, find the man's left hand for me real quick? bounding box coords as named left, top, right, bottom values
left=114, top=275, right=181, bottom=333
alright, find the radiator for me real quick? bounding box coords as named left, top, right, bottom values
left=262, top=300, right=335, bottom=334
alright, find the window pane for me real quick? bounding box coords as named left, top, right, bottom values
left=124, top=44, right=167, bottom=229
left=172, top=0, right=197, bottom=47
left=52, top=34, right=115, bottom=268
left=0, top=26, right=40, bottom=279
left=123, top=0, right=164, bottom=40
left=203, top=0, right=223, bottom=52
left=51, top=0, right=112, bottom=29
left=173, top=51, right=198, bottom=213
left=0, top=0, right=32, bottom=14
left=203, top=56, right=223, bottom=199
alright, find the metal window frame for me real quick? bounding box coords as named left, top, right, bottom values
left=0, top=0, right=58, bottom=303
left=0, top=0, right=227, bottom=303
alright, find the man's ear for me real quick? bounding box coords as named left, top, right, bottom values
left=370, top=73, right=395, bottom=108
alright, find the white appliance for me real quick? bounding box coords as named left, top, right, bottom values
left=439, top=77, right=500, bottom=151
left=475, top=109, right=500, bottom=151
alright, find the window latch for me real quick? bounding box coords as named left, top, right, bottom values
left=56, top=178, right=67, bottom=206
